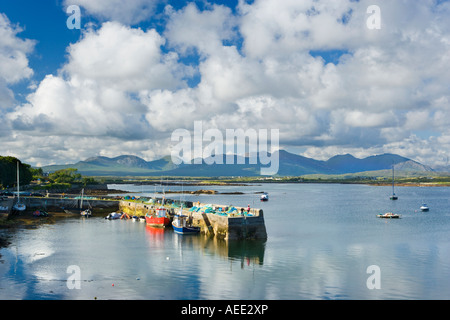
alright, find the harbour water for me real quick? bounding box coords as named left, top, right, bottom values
left=1, top=183, right=450, bottom=300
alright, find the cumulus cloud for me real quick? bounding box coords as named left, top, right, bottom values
left=63, top=22, right=186, bottom=91
left=4, top=0, right=450, bottom=168
left=7, top=21, right=189, bottom=161
left=165, top=3, right=238, bottom=56
left=0, top=13, right=34, bottom=109
left=240, top=0, right=450, bottom=166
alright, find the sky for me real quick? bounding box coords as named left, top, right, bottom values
left=1, top=0, right=450, bottom=169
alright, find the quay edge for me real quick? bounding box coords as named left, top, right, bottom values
left=119, top=200, right=267, bottom=241
left=2, top=195, right=268, bottom=241
left=4, top=196, right=120, bottom=217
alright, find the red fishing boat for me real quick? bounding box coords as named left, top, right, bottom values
left=145, top=207, right=170, bottom=227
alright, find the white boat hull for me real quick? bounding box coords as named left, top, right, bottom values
left=13, top=204, right=26, bottom=211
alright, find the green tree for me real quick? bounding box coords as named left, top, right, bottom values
left=82, top=177, right=97, bottom=186
left=30, top=167, right=44, bottom=179
left=48, top=168, right=82, bottom=184
left=0, top=156, right=33, bottom=189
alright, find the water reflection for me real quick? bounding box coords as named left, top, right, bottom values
left=2, top=183, right=450, bottom=299
left=145, top=225, right=165, bottom=246
left=145, top=226, right=266, bottom=269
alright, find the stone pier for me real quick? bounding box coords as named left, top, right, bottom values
left=119, top=200, right=268, bottom=241
left=189, top=203, right=268, bottom=241
left=7, top=196, right=119, bottom=216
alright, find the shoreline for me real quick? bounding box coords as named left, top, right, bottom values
left=108, top=179, right=450, bottom=187
left=1, top=180, right=448, bottom=230
left=365, top=182, right=450, bottom=187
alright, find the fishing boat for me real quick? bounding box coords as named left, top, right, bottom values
left=377, top=212, right=401, bottom=219
left=420, top=203, right=429, bottom=211
left=171, top=181, right=198, bottom=234
left=145, top=207, right=170, bottom=227
left=172, top=214, right=200, bottom=234
left=260, top=193, right=269, bottom=201
left=12, top=162, right=26, bottom=212
left=390, top=165, right=398, bottom=200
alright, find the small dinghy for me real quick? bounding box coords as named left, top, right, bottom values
left=105, top=212, right=122, bottom=220
left=81, top=208, right=92, bottom=217
left=260, top=193, right=269, bottom=201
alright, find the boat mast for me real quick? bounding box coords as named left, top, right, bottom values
left=17, top=162, right=20, bottom=204
left=80, top=188, right=84, bottom=211
left=180, top=181, right=184, bottom=214
left=392, top=165, right=395, bottom=196
left=389, top=164, right=398, bottom=200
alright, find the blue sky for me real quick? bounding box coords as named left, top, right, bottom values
left=1, top=0, right=450, bottom=169
left=1, top=1, right=76, bottom=99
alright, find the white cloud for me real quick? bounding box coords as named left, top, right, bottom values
left=238, top=0, right=366, bottom=58
left=165, top=3, right=238, bottom=57
left=4, top=0, right=450, bottom=169
left=0, top=13, right=34, bottom=109
left=64, top=22, right=185, bottom=91
left=8, top=21, right=189, bottom=155
left=0, top=14, right=34, bottom=84
left=344, top=110, right=395, bottom=128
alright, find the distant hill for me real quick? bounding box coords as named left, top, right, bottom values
left=40, top=150, right=435, bottom=177
left=42, top=155, right=180, bottom=176
left=324, top=153, right=431, bottom=173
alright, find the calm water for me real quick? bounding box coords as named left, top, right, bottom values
left=1, top=183, right=450, bottom=300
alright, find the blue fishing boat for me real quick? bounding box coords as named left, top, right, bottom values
left=172, top=214, right=200, bottom=234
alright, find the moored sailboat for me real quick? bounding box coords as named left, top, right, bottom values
left=12, top=162, right=26, bottom=212
left=390, top=165, right=398, bottom=200
left=260, top=193, right=269, bottom=201
left=64, top=188, right=92, bottom=217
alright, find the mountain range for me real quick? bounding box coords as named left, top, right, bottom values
left=40, top=150, right=436, bottom=177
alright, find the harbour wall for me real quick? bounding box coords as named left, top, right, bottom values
left=4, top=196, right=268, bottom=241
left=119, top=200, right=268, bottom=241
left=12, top=196, right=120, bottom=214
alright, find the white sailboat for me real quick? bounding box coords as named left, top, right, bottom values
left=390, top=165, right=398, bottom=200
left=13, top=161, right=26, bottom=212
left=64, top=188, right=91, bottom=216
left=260, top=193, right=269, bottom=201
left=79, top=188, right=92, bottom=217
left=420, top=202, right=429, bottom=211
